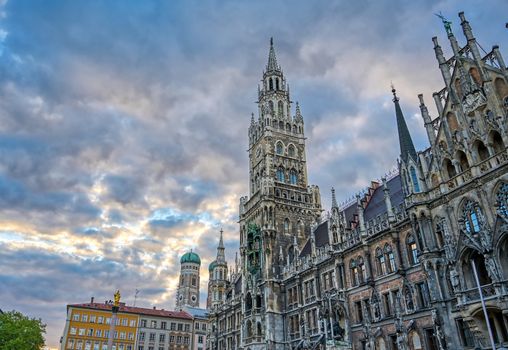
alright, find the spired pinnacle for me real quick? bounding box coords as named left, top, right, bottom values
left=331, top=187, right=338, bottom=209
left=267, top=37, right=280, bottom=72
left=391, top=84, right=417, bottom=163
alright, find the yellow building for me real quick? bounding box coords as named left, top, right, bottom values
left=61, top=298, right=138, bottom=350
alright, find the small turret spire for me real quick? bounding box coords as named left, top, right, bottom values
left=295, top=102, right=303, bottom=122
left=391, top=85, right=417, bottom=163
left=331, top=187, right=338, bottom=209
left=266, top=37, right=280, bottom=72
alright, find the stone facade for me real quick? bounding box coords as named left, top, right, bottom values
left=177, top=252, right=201, bottom=309
left=207, top=12, right=508, bottom=350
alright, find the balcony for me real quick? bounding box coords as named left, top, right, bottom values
left=457, top=281, right=508, bottom=306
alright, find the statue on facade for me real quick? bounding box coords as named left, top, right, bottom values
left=450, top=267, right=461, bottom=293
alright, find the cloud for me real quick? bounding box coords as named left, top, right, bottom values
left=0, top=0, right=507, bottom=348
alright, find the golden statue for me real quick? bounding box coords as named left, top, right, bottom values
left=113, top=290, right=121, bottom=307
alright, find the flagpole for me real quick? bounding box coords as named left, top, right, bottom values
left=471, top=260, right=497, bottom=349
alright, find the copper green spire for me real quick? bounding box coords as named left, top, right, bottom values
left=392, top=85, right=417, bottom=163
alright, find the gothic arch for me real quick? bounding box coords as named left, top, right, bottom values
left=275, top=141, right=284, bottom=155
left=443, top=158, right=456, bottom=179
left=494, top=77, right=508, bottom=100
left=489, top=130, right=505, bottom=154
left=459, top=247, right=492, bottom=288
left=493, top=181, right=508, bottom=218
left=455, top=150, right=470, bottom=171
left=473, top=139, right=490, bottom=162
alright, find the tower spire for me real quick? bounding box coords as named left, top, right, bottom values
left=391, top=85, right=417, bottom=163
left=216, top=228, right=225, bottom=263
left=266, top=37, right=280, bottom=72
left=331, top=187, right=338, bottom=209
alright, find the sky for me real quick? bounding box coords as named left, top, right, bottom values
left=0, top=0, right=506, bottom=348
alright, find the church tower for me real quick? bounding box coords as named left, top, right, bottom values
left=176, top=251, right=201, bottom=308
left=239, top=38, right=322, bottom=349
left=207, top=229, right=229, bottom=309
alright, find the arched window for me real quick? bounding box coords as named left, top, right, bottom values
left=460, top=200, right=482, bottom=236
left=490, top=130, right=505, bottom=154
left=284, top=218, right=290, bottom=233
left=245, top=293, right=252, bottom=311
left=276, top=142, right=283, bottom=155
left=407, top=234, right=419, bottom=265
left=474, top=140, right=490, bottom=161
left=443, top=158, right=456, bottom=180
left=275, top=78, right=280, bottom=91
left=496, top=183, right=508, bottom=218
left=286, top=123, right=291, bottom=132
left=358, top=257, right=367, bottom=283
left=376, top=248, right=386, bottom=276
left=269, top=78, right=273, bottom=91
left=410, top=167, right=420, bottom=192
left=457, top=151, right=470, bottom=171
left=277, top=100, right=284, bottom=117
left=289, top=169, right=297, bottom=185
left=350, top=259, right=359, bottom=287
left=268, top=101, right=274, bottom=114
left=276, top=167, right=285, bottom=182
left=288, top=145, right=295, bottom=157
left=279, top=121, right=284, bottom=129
left=257, top=322, right=262, bottom=336
left=192, top=276, right=197, bottom=286
left=385, top=244, right=396, bottom=273
left=410, top=331, right=422, bottom=350
left=447, top=112, right=459, bottom=131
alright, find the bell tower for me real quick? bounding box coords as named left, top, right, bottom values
left=239, top=38, right=322, bottom=350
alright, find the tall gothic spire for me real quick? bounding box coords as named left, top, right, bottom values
left=216, top=228, right=225, bottom=263
left=392, top=86, right=417, bottom=163
left=266, top=37, right=280, bottom=72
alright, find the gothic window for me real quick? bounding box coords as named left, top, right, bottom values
left=474, top=140, right=490, bottom=161
left=276, top=167, right=285, bottom=182
left=289, top=169, right=297, bottom=185
left=447, top=112, right=459, bottom=132
left=496, top=183, right=508, bottom=218
left=275, top=78, right=280, bottom=91
left=288, top=144, right=295, bottom=157
left=269, top=78, right=273, bottom=91
left=358, top=257, right=367, bottom=283
left=460, top=200, right=482, bottom=236
left=435, top=221, right=444, bottom=248
left=279, top=120, right=284, bottom=129
left=410, top=167, right=420, bottom=192
left=286, top=123, right=291, bottom=132
left=385, top=244, right=396, bottom=273
left=268, top=100, right=274, bottom=114
left=376, top=247, right=386, bottom=276
left=276, top=142, right=283, bottom=155
left=350, top=259, right=359, bottom=287
left=407, top=234, right=419, bottom=265
left=490, top=130, right=505, bottom=154
left=456, top=150, right=470, bottom=171
left=192, top=276, right=197, bottom=286
left=443, top=158, right=456, bottom=180
left=284, top=218, right=290, bottom=233
left=278, top=101, right=284, bottom=117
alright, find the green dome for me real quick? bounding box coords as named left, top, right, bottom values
left=180, top=251, right=201, bottom=265
left=209, top=260, right=217, bottom=271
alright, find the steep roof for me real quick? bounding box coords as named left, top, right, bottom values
left=68, top=302, right=193, bottom=320
left=299, top=221, right=329, bottom=257
left=364, top=175, right=403, bottom=221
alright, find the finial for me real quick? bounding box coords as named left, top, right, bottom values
left=270, top=37, right=273, bottom=47
left=435, top=12, right=453, bottom=35
left=391, top=83, right=399, bottom=102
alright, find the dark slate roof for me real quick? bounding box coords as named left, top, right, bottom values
left=299, top=221, right=329, bottom=257
left=343, top=203, right=358, bottom=228
left=234, top=275, right=242, bottom=295
left=364, top=175, right=403, bottom=221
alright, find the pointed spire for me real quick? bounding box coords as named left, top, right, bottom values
left=266, top=37, right=280, bottom=72
left=216, top=228, right=225, bottom=262
left=295, top=102, right=303, bottom=122
left=331, top=187, right=338, bottom=209
left=391, top=85, right=417, bottom=163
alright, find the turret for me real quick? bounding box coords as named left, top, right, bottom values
left=418, top=94, right=436, bottom=145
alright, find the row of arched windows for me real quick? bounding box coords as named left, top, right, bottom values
left=375, top=244, right=397, bottom=275
left=276, top=167, right=298, bottom=185
left=275, top=141, right=297, bottom=157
